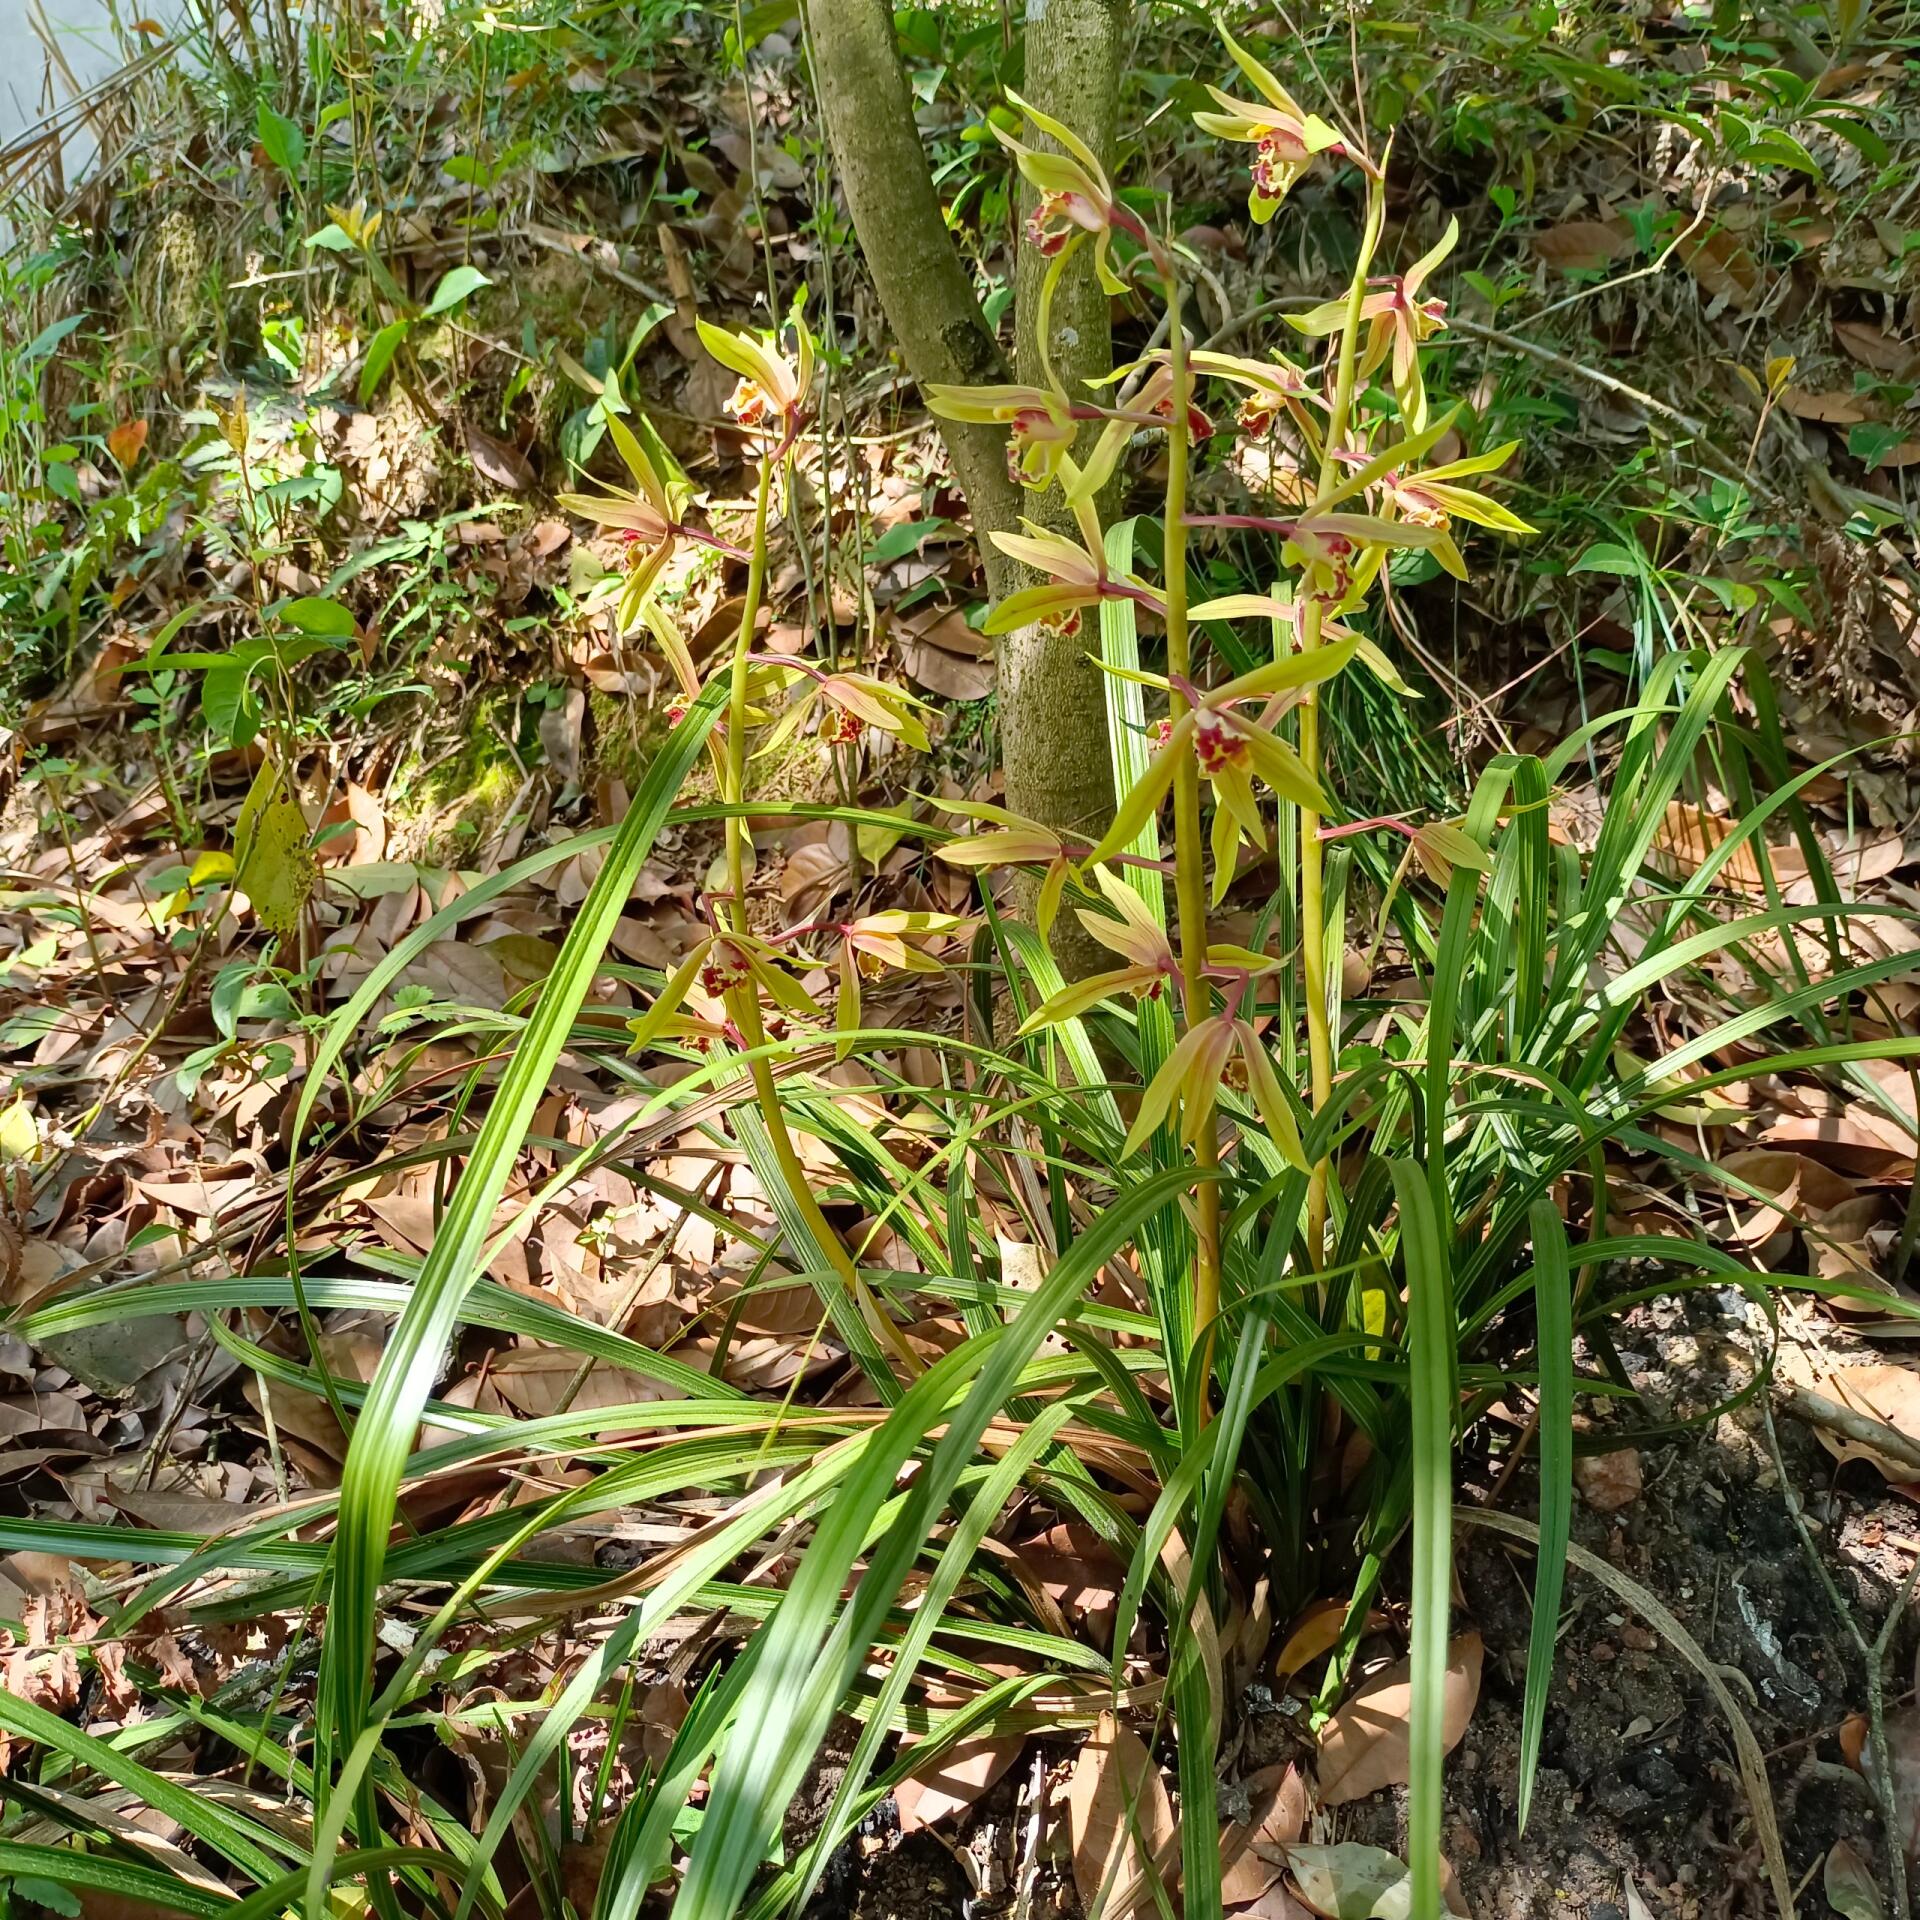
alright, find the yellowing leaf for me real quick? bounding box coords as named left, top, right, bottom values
left=0, top=1098, right=39, bottom=1162
left=234, top=766, right=317, bottom=937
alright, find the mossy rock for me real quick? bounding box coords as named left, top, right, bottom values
left=385, top=695, right=527, bottom=865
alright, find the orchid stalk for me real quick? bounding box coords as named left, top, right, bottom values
left=594, top=317, right=921, bottom=1379
left=1159, top=270, right=1225, bottom=1400
left=1297, top=168, right=1387, bottom=1268
left=716, top=431, right=922, bottom=1377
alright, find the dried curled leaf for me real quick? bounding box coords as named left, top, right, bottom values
left=1066, top=1710, right=1175, bottom=1913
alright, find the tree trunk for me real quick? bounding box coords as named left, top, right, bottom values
left=803, top=0, right=1023, bottom=594
left=1004, top=0, right=1126, bottom=851
left=805, top=0, right=1122, bottom=870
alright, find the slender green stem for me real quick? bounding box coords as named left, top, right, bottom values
left=1161, top=276, right=1221, bottom=1412
left=1299, top=183, right=1387, bottom=1265
left=721, top=453, right=919, bottom=1377
left=723, top=458, right=777, bottom=917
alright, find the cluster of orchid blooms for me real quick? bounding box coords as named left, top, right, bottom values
left=560, top=22, right=1531, bottom=1176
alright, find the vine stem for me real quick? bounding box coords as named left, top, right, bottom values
left=1299, top=179, right=1386, bottom=1266
left=721, top=452, right=920, bottom=1378
left=1161, top=273, right=1222, bottom=1414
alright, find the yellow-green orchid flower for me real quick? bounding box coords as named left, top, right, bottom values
left=992, top=89, right=1133, bottom=295
left=1017, top=868, right=1178, bottom=1031
left=1290, top=218, right=1458, bottom=428
left=1123, top=1014, right=1307, bottom=1166
left=924, top=381, right=1080, bottom=489
left=558, top=411, right=681, bottom=617
left=1193, top=22, right=1352, bottom=222
left=1062, top=360, right=1218, bottom=507
left=1332, top=438, right=1535, bottom=578
left=833, top=910, right=963, bottom=1059
left=696, top=317, right=814, bottom=445
left=984, top=519, right=1165, bottom=638
left=753, top=663, right=933, bottom=756
left=1183, top=347, right=1324, bottom=447
left=561, top=410, right=745, bottom=635
left=628, top=930, right=822, bottom=1056
left=1087, top=639, right=1362, bottom=895
left=932, top=799, right=1076, bottom=941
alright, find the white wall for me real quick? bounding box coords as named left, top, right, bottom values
left=0, top=0, right=123, bottom=166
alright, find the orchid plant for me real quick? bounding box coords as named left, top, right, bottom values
left=580, top=16, right=1530, bottom=1444
left=930, top=23, right=1531, bottom=1364
left=577, top=26, right=1530, bottom=1913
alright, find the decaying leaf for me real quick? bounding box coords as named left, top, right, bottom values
left=1220, top=1762, right=1309, bottom=1903
left=1835, top=321, right=1915, bottom=375
left=1813, top=1365, right=1920, bottom=1480
left=1284, top=1843, right=1469, bottom=1919
left=1273, top=1598, right=1390, bottom=1682
left=106, top=418, right=149, bottom=468
left=893, top=1734, right=1023, bottom=1832
left=1824, top=1839, right=1887, bottom=1920
left=1014, top=1521, right=1125, bottom=1648
left=1315, top=1632, right=1482, bottom=1805
left=1680, top=227, right=1763, bottom=308
left=894, top=606, right=995, bottom=702
left=1782, top=387, right=1873, bottom=425
left=1530, top=221, right=1632, bottom=271
left=1066, top=1710, right=1175, bottom=1913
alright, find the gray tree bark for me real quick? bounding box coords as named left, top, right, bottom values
left=1005, top=0, right=1127, bottom=852
left=803, top=0, right=1023, bottom=596
left=806, top=0, right=1123, bottom=870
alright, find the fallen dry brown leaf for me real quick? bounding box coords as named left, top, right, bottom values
left=1066, top=1710, right=1176, bottom=1913
left=1529, top=220, right=1632, bottom=271
left=1219, top=1762, right=1309, bottom=1904
left=1814, top=1365, right=1920, bottom=1481
left=1315, top=1631, right=1483, bottom=1806
left=892, top=1733, right=1024, bottom=1832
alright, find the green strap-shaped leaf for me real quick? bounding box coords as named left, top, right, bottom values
left=1388, top=1159, right=1457, bottom=1920
left=1518, top=1199, right=1573, bottom=1831
left=0, top=1695, right=290, bottom=1883
left=313, top=677, right=724, bottom=1844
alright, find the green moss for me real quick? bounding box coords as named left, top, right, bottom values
left=387, top=693, right=526, bottom=864
left=588, top=686, right=685, bottom=790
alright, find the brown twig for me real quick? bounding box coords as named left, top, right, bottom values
left=1779, top=1382, right=1920, bottom=1479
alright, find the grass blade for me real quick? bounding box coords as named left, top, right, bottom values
left=314, top=678, right=723, bottom=1838
left=1517, top=1198, right=1572, bottom=1831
